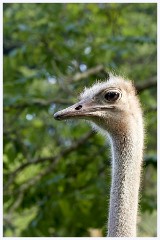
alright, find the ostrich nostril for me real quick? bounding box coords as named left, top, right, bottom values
left=75, top=105, right=82, bottom=110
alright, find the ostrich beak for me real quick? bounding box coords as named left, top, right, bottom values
left=54, top=99, right=114, bottom=121
left=54, top=99, right=94, bottom=121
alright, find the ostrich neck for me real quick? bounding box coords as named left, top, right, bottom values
left=107, top=128, right=143, bottom=237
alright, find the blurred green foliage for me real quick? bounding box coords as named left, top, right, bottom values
left=3, top=3, right=157, bottom=237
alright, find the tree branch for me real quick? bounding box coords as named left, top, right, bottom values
left=136, top=76, right=157, bottom=93
left=4, top=98, right=72, bottom=112
left=4, top=131, right=95, bottom=192
left=66, top=65, right=108, bottom=82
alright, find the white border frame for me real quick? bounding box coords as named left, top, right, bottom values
left=1, top=1, right=159, bottom=239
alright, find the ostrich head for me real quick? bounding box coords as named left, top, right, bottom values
left=54, top=75, right=142, bottom=136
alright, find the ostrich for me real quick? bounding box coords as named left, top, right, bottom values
left=54, top=75, right=144, bottom=237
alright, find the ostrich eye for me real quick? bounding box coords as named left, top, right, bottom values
left=104, top=91, right=120, bottom=101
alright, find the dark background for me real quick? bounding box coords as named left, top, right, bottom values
left=3, top=3, right=157, bottom=237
